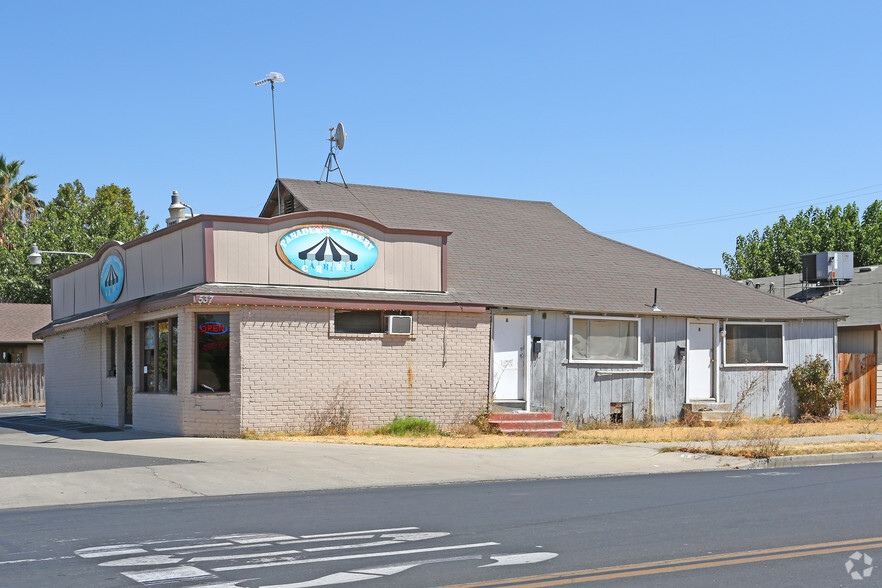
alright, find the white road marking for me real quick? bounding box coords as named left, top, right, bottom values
left=215, top=534, right=296, bottom=544
left=278, top=536, right=374, bottom=545
left=301, top=533, right=450, bottom=552
left=75, top=544, right=147, bottom=558
left=161, top=543, right=273, bottom=555
left=153, top=542, right=234, bottom=552
left=0, top=555, right=75, bottom=565
left=122, top=565, right=215, bottom=584
left=190, top=547, right=302, bottom=562
left=213, top=541, right=500, bottom=572
left=299, top=527, right=418, bottom=539
left=265, top=571, right=376, bottom=587
left=262, top=555, right=481, bottom=588
left=302, top=540, right=403, bottom=552
left=478, top=552, right=559, bottom=567
left=99, top=555, right=183, bottom=567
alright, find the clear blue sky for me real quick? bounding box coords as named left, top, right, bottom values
left=5, top=1, right=881, bottom=270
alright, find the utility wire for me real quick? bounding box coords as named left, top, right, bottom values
left=602, top=183, right=882, bottom=235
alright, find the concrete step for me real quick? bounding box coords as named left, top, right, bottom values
left=690, top=410, right=733, bottom=423
left=683, top=402, right=731, bottom=412
left=489, top=412, right=555, bottom=422
left=488, top=412, right=564, bottom=437
left=682, top=402, right=737, bottom=424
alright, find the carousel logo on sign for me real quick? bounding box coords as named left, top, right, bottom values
left=277, top=224, right=378, bottom=278
left=99, top=252, right=125, bottom=303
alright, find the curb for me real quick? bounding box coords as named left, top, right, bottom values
left=754, top=451, right=882, bottom=469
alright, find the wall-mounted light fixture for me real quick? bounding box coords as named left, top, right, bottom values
left=27, top=244, right=91, bottom=265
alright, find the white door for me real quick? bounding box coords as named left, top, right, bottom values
left=492, top=315, right=526, bottom=402
left=687, top=322, right=715, bottom=401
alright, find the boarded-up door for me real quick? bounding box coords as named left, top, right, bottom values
left=838, top=353, right=877, bottom=413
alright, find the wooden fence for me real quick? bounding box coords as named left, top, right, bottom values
left=0, top=363, right=45, bottom=405
left=838, top=353, right=877, bottom=414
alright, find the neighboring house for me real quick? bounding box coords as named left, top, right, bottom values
left=741, top=253, right=880, bottom=413
left=36, top=180, right=839, bottom=435
left=0, top=303, right=51, bottom=364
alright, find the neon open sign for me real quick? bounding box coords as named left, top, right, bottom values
left=199, top=322, right=228, bottom=335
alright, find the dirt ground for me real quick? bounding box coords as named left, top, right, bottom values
left=244, top=414, right=882, bottom=454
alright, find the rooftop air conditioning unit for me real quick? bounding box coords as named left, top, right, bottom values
left=387, top=315, right=412, bottom=336
left=801, top=252, right=854, bottom=283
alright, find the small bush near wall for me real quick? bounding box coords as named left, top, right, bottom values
left=375, top=417, right=438, bottom=436
left=789, top=355, right=845, bottom=420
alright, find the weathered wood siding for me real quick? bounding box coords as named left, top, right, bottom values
left=529, top=312, right=837, bottom=423
left=719, top=319, right=837, bottom=419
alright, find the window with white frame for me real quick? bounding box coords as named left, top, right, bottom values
left=569, top=316, right=640, bottom=363
left=724, top=323, right=784, bottom=365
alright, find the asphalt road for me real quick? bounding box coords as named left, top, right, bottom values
left=1, top=463, right=881, bottom=587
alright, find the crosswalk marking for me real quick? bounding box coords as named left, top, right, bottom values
left=212, top=541, right=502, bottom=572
left=121, top=565, right=215, bottom=584
left=68, top=525, right=555, bottom=586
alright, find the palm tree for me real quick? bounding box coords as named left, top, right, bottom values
left=0, top=155, right=42, bottom=246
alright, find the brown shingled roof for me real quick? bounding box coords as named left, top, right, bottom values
left=263, top=179, right=839, bottom=321
left=0, top=303, right=52, bottom=343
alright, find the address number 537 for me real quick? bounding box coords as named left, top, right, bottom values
left=196, top=295, right=215, bottom=304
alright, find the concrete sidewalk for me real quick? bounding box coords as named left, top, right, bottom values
left=0, top=422, right=748, bottom=511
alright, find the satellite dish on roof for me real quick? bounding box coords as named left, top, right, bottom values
left=320, top=123, right=348, bottom=186
left=333, top=122, right=346, bottom=150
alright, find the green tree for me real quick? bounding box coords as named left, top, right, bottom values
left=0, top=180, right=154, bottom=303
left=723, top=202, right=873, bottom=279
left=0, top=155, right=42, bottom=247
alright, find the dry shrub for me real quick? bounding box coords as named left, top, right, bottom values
left=680, top=411, right=706, bottom=427
left=307, top=392, right=352, bottom=436
left=736, top=424, right=782, bottom=459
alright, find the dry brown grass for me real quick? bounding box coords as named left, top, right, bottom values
left=243, top=415, right=881, bottom=450
left=672, top=439, right=882, bottom=459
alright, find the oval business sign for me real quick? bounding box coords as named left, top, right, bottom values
left=99, top=252, right=125, bottom=303
left=277, top=224, right=378, bottom=278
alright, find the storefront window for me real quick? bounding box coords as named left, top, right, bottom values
left=197, top=313, right=230, bottom=392
left=142, top=318, right=177, bottom=392
left=143, top=323, right=155, bottom=391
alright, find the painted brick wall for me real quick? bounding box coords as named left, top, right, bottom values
left=179, top=308, right=241, bottom=436
left=132, top=309, right=241, bottom=437
left=45, top=327, right=120, bottom=427
left=239, top=308, right=490, bottom=432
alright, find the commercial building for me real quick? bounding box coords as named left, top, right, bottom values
left=37, top=180, right=840, bottom=435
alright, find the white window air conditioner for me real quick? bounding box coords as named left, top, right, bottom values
left=387, top=315, right=413, bottom=336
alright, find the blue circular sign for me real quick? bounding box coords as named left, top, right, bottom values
left=99, top=252, right=125, bottom=302
left=277, top=224, right=378, bottom=278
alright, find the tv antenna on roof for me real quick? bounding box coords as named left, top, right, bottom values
left=253, top=72, right=285, bottom=216
left=319, top=122, right=347, bottom=187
